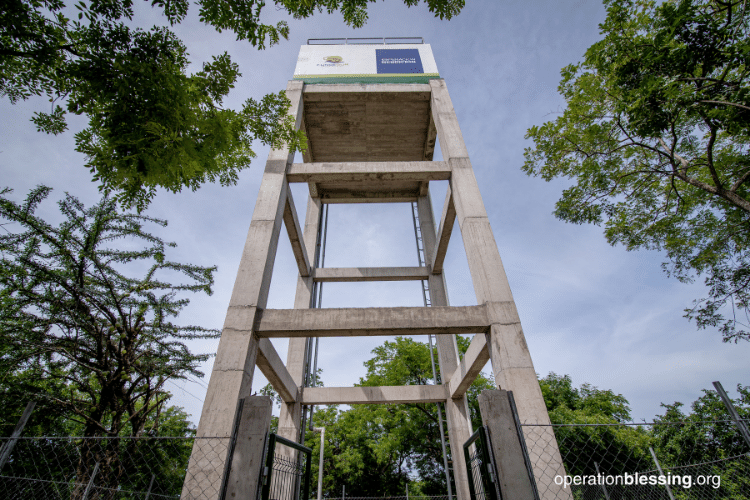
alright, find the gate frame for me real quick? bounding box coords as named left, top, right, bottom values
left=260, top=433, right=313, bottom=500
left=463, top=425, right=501, bottom=500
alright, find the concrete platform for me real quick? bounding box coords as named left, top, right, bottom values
left=302, top=84, right=436, bottom=162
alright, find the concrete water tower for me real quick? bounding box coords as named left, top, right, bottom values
left=182, top=38, right=566, bottom=500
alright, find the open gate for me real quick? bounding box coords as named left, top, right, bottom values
left=463, top=426, right=501, bottom=500
left=259, top=434, right=312, bottom=500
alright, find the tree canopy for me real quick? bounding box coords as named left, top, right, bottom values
left=1, top=0, right=465, bottom=210
left=523, top=0, right=750, bottom=342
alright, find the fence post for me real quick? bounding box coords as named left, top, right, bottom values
left=219, top=398, right=245, bottom=500
left=593, top=462, right=610, bottom=500
left=713, top=381, right=750, bottom=450
left=224, top=396, right=272, bottom=500
left=478, top=390, right=538, bottom=500
left=145, top=473, right=156, bottom=500
left=649, top=447, right=675, bottom=500
left=81, top=461, right=101, bottom=500
left=0, top=401, right=36, bottom=471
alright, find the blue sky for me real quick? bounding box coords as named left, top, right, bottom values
left=1, top=0, right=748, bottom=425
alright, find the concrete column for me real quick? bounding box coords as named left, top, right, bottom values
left=277, top=196, right=322, bottom=456
left=429, top=79, right=568, bottom=500
left=417, top=193, right=473, bottom=500
left=182, top=81, right=304, bottom=500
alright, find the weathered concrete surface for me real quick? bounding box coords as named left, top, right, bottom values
left=286, top=161, right=450, bottom=183
left=478, top=390, right=536, bottom=500
left=254, top=305, right=490, bottom=338
left=302, top=87, right=433, bottom=162
left=313, top=266, right=430, bottom=282
left=430, top=78, right=568, bottom=500
left=301, top=385, right=447, bottom=405
left=447, top=333, right=489, bottom=399
left=416, top=192, right=474, bottom=500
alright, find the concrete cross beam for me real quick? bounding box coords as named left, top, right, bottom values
left=254, top=305, right=490, bottom=338
left=432, top=186, right=456, bottom=273
left=447, top=333, right=490, bottom=399
left=286, top=161, right=451, bottom=183
left=312, top=266, right=430, bottom=282
left=256, top=338, right=298, bottom=403
left=282, top=187, right=310, bottom=277
left=303, top=83, right=432, bottom=97
left=301, top=385, right=447, bottom=405
left=319, top=190, right=420, bottom=204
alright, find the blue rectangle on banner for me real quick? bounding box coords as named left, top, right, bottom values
left=376, top=49, right=424, bottom=74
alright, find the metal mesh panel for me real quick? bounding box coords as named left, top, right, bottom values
left=268, top=454, right=308, bottom=500
left=467, top=445, right=489, bottom=500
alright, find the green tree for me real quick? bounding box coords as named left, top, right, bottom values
left=651, top=385, right=750, bottom=498
left=0, top=186, right=218, bottom=439
left=523, top=0, right=750, bottom=342
left=301, top=336, right=494, bottom=497
left=0, top=186, right=219, bottom=493
left=539, top=373, right=652, bottom=477
left=2, top=0, right=464, bottom=210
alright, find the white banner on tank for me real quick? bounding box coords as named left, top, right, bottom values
left=293, top=44, right=439, bottom=84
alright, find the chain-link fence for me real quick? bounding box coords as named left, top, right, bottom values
left=521, top=419, right=750, bottom=500
left=2, top=421, right=748, bottom=500
left=0, top=436, right=229, bottom=500
left=324, top=497, right=452, bottom=500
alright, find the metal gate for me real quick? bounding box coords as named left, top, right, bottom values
left=260, top=434, right=312, bottom=500
left=463, top=426, right=501, bottom=500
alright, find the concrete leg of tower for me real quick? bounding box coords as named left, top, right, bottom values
left=429, top=78, right=570, bottom=500
left=181, top=81, right=304, bottom=500
left=417, top=194, right=473, bottom=500
left=277, top=196, right=321, bottom=460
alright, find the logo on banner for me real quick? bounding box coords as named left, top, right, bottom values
left=376, top=49, right=424, bottom=74
left=318, top=55, right=348, bottom=68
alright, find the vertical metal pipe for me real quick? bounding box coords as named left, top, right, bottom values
left=0, top=401, right=35, bottom=471
left=713, top=381, right=750, bottom=449
left=594, top=462, right=610, bottom=500
left=81, top=461, right=100, bottom=500
left=649, top=447, right=675, bottom=500
left=316, top=428, right=325, bottom=500
left=145, top=473, right=156, bottom=500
